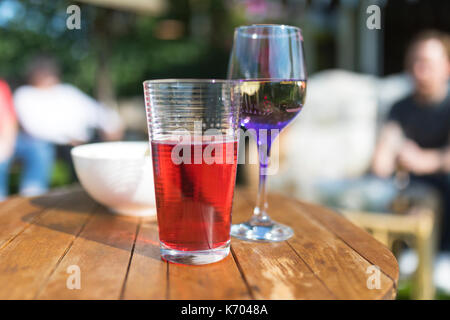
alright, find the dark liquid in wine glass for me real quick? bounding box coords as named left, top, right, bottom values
left=239, top=79, right=307, bottom=145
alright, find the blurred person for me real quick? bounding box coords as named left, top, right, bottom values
left=8, top=55, right=123, bottom=198
left=372, top=30, right=450, bottom=251
left=0, top=79, right=17, bottom=201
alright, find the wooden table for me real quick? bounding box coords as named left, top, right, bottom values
left=0, top=186, right=398, bottom=300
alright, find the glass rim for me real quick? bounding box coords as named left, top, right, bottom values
left=235, top=24, right=302, bottom=33
left=143, top=79, right=239, bottom=86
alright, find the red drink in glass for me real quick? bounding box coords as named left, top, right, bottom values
left=144, top=79, right=241, bottom=264
left=151, top=139, right=238, bottom=252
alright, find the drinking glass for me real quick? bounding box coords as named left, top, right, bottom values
left=143, top=79, right=241, bottom=265
left=228, top=24, right=307, bottom=241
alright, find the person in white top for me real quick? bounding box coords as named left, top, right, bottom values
left=7, top=55, right=123, bottom=197
left=14, top=56, right=123, bottom=145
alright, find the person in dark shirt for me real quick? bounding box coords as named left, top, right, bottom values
left=372, top=30, right=450, bottom=250
left=389, top=94, right=450, bottom=150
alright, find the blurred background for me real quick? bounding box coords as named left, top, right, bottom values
left=0, top=0, right=449, bottom=299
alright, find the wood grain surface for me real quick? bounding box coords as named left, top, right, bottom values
left=0, top=186, right=398, bottom=300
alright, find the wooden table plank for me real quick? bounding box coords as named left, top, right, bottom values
left=231, top=194, right=335, bottom=300
left=0, top=187, right=398, bottom=300
left=235, top=189, right=396, bottom=300
left=168, top=254, right=251, bottom=300
left=252, top=191, right=395, bottom=300
left=298, top=202, right=399, bottom=283
left=37, top=206, right=140, bottom=299
left=124, top=219, right=251, bottom=300
left=266, top=192, right=399, bottom=286
left=121, top=219, right=168, bottom=299
left=0, top=191, right=96, bottom=299
left=0, top=189, right=74, bottom=250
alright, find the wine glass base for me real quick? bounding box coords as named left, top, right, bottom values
left=231, top=221, right=293, bottom=242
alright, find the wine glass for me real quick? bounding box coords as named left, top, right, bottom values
left=227, top=24, right=307, bottom=242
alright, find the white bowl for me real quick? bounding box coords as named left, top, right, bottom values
left=71, top=141, right=156, bottom=217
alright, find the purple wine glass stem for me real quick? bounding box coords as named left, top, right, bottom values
left=250, top=143, right=273, bottom=227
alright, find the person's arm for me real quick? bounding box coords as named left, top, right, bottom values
left=96, top=105, right=124, bottom=142
left=371, top=121, right=404, bottom=178
left=0, top=118, right=17, bottom=162
left=397, top=140, right=450, bottom=174
left=0, top=81, right=17, bottom=162
left=443, top=147, right=450, bottom=172
left=68, top=86, right=124, bottom=143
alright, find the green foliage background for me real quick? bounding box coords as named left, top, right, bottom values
left=0, top=0, right=243, bottom=97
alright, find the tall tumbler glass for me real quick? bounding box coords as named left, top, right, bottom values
left=143, top=79, right=241, bottom=265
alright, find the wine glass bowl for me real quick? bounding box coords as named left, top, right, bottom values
left=228, top=24, right=307, bottom=242
left=240, top=79, right=306, bottom=131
